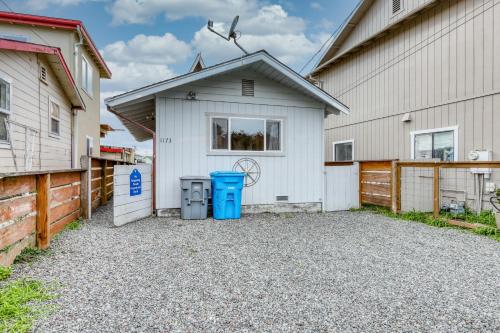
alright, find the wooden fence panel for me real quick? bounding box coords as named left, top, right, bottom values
left=359, top=161, right=394, bottom=208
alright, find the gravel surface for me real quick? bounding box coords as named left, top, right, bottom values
left=12, top=204, right=500, bottom=333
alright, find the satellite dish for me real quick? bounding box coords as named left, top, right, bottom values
left=228, top=15, right=239, bottom=38
left=207, top=15, right=248, bottom=55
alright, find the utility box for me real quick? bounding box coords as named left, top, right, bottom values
left=180, top=176, right=211, bottom=220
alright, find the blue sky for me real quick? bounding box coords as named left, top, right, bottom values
left=3, top=0, right=358, bottom=156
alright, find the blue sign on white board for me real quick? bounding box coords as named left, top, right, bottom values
left=129, top=169, right=142, bottom=196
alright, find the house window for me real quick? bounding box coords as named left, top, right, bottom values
left=82, top=56, right=93, bottom=96
left=0, top=75, right=12, bottom=143
left=49, top=99, right=61, bottom=136
left=333, top=140, right=354, bottom=161
left=211, top=117, right=282, bottom=152
left=411, top=127, right=458, bottom=161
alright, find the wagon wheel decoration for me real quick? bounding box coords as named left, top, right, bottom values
left=233, top=158, right=261, bottom=187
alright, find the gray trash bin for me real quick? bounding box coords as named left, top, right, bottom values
left=180, top=176, right=211, bottom=220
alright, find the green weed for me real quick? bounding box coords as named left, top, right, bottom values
left=0, top=279, right=55, bottom=333
left=14, top=248, right=49, bottom=265
left=65, top=219, right=82, bottom=231
left=473, top=227, right=500, bottom=242
left=0, top=266, right=11, bottom=281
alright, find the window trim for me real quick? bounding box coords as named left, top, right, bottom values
left=332, top=139, right=354, bottom=161
left=208, top=114, right=285, bottom=156
left=0, top=72, right=13, bottom=147
left=48, top=96, right=61, bottom=138
left=81, top=55, right=93, bottom=98
left=410, top=126, right=458, bottom=161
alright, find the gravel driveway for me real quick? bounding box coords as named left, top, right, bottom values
left=13, top=204, right=500, bottom=333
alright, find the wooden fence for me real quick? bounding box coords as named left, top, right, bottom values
left=326, top=160, right=396, bottom=208
left=0, top=156, right=131, bottom=266
left=325, top=160, right=500, bottom=216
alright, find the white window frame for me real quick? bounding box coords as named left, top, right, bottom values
left=209, top=115, right=284, bottom=155
left=81, top=55, right=93, bottom=97
left=410, top=126, right=459, bottom=161
left=332, top=139, right=354, bottom=161
left=48, top=96, right=61, bottom=138
left=0, top=72, right=13, bottom=148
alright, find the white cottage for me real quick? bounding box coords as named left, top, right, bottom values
left=105, top=51, right=349, bottom=215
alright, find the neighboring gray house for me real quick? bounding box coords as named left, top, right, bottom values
left=106, top=51, right=349, bottom=215
left=312, top=0, right=499, bottom=163
left=311, top=0, right=500, bottom=211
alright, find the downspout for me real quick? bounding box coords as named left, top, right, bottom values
left=72, top=26, right=84, bottom=168
left=107, top=106, right=156, bottom=213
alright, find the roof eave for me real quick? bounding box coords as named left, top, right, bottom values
left=106, top=51, right=349, bottom=114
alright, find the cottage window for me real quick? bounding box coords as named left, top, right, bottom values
left=333, top=140, right=354, bottom=161
left=211, top=117, right=282, bottom=152
left=82, top=56, right=93, bottom=96
left=411, top=127, right=458, bottom=161
left=49, top=99, right=61, bottom=136
left=0, top=75, right=12, bottom=143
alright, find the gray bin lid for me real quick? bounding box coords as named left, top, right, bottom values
left=180, top=176, right=211, bottom=180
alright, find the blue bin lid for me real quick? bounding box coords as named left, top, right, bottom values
left=210, top=171, right=245, bottom=177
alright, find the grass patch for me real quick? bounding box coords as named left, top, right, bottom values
left=13, top=248, right=50, bottom=265
left=0, top=279, right=56, bottom=333
left=473, top=226, right=500, bottom=242
left=0, top=266, right=11, bottom=281
left=358, top=205, right=499, bottom=241
left=65, top=219, right=82, bottom=231
left=442, top=209, right=496, bottom=227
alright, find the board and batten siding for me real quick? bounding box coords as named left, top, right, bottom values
left=320, top=0, right=500, bottom=162
left=0, top=49, right=73, bottom=172
left=155, top=69, right=325, bottom=209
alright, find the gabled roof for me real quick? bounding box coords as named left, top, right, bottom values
left=0, top=38, right=85, bottom=109
left=106, top=50, right=349, bottom=114
left=0, top=11, right=111, bottom=79
left=312, top=0, right=438, bottom=75
left=189, top=52, right=206, bottom=73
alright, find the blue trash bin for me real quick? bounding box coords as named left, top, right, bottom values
left=210, top=171, right=245, bottom=220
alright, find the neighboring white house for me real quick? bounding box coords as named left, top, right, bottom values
left=106, top=50, right=349, bottom=215
left=0, top=38, right=84, bottom=172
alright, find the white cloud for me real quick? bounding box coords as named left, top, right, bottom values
left=109, top=0, right=259, bottom=25
left=102, top=61, right=176, bottom=92
left=310, top=2, right=322, bottom=10
left=24, top=0, right=101, bottom=10
left=192, top=22, right=322, bottom=68
left=101, top=33, right=191, bottom=65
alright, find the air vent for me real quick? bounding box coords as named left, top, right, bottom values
left=276, top=195, right=289, bottom=202
left=242, top=79, right=254, bottom=96
left=39, top=65, right=48, bottom=84
left=392, top=0, right=402, bottom=14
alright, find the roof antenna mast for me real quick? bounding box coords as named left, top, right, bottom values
left=207, top=15, right=248, bottom=55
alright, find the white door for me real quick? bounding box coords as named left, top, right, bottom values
left=324, top=163, right=359, bottom=211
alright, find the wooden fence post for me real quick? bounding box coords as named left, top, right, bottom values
left=80, top=156, right=90, bottom=220
left=36, top=173, right=50, bottom=249
left=101, top=159, right=108, bottom=205
left=395, top=163, right=401, bottom=213
left=433, top=166, right=440, bottom=217
left=391, top=160, right=398, bottom=213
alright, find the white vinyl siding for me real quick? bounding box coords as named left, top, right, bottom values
left=155, top=69, right=325, bottom=210
left=0, top=50, right=73, bottom=171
